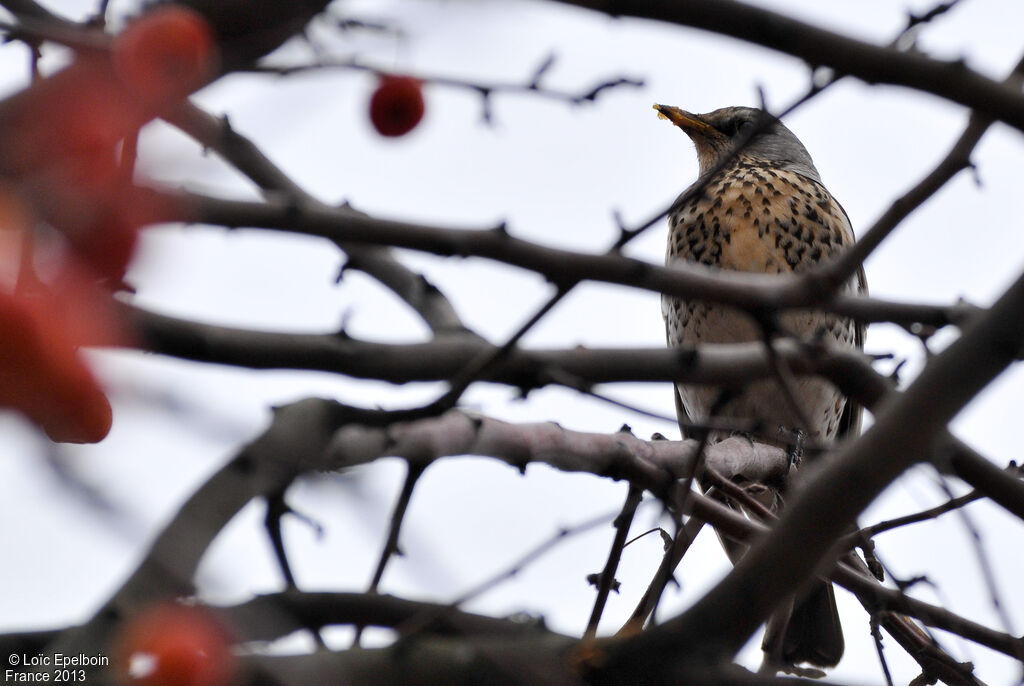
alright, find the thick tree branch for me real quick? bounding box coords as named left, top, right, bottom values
left=591, top=264, right=1024, bottom=683
left=553, top=0, right=1024, bottom=134
left=244, top=633, right=581, bottom=686
left=154, top=188, right=974, bottom=329
left=228, top=590, right=560, bottom=642
left=120, top=301, right=884, bottom=391
left=32, top=404, right=778, bottom=681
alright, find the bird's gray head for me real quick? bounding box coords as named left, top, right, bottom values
left=654, top=104, right=821, bottom=182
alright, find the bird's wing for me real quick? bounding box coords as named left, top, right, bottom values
left=836, top=264, right=868, bottom=441
left=673, top=381, right=693, bottom=440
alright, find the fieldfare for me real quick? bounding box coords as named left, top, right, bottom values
left=656, top=104, right=867, bottom=669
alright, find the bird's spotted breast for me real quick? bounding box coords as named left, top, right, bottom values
left=663, top=157, right=860, bottom=445
left=669, top=161, right=851, bottom=275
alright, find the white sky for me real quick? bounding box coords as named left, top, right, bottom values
left=2, top=1, right=1024, bottom=684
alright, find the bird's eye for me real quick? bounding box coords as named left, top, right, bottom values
left=719, top=118, right=756, bottom=137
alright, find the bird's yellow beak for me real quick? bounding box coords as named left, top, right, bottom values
left=653, top=104, right=717, bottom=137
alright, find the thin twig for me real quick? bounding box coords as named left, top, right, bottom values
left=934, top=471, right=1018, bottom=638
left=856, top=490, right=982, bottom=539
left=367, top=461, right=427, bottom=594
left=620, top=515, right=705, bottom=633
left=818, top=54, right=1024, bottom=291
left=245, top=57, right=643, bottom=124
left=870, top=613, right=896, bottom=686
left=585, top=485, right=643, bottom=638
left=449, top=508, right=626, bottom=607
left=701, top=465, right=778, bottom=523
left=353, top=460, right=426, bottom=645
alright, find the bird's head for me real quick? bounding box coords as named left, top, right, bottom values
left=653, top=104, right=820, bottom=182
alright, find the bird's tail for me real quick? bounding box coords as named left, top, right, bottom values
left=763, top=580, right=844, bottom=668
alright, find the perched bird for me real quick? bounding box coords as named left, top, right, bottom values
left=655, top=104, right=866, bottom=669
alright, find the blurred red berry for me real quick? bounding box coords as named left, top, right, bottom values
left=0, top=195, right=125, bottom=444
left=369, top=75, right=425, bottom=137
left=113, top=5, right=218, bottom=101
left=114, top=604, right=235, bottom=686
left=0, top=290, right=113, bottom=443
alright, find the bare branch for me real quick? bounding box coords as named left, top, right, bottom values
left=119, top=302, right=887, bottom=398
left=362, top=461, right=426, bottom=602
left=227, top=590, right=559, bottom=642
left=857, top=490, right=983, bottom=539
left=594, top=265, right=1024, bottom=681
left=552, top=0, right=1024, bottom=134
left=585, top=485, right=643, bottom=638
left=243, top=57, right=644, bottom=111
left=153, top=187, right=972, bottom=329
left=820, top=54, right=1024, bottom=290
left=161, top=102, right=474, bottom=335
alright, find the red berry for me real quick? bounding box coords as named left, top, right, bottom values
left=114, top=604, right=235, bottom=686
left=369, top=75, right=425, bottom=137
left=113, top=6, right=218, bottom=101
left=0, top=292, right=112, bottom=443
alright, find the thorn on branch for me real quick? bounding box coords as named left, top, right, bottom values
left=478, top=86, right=494, bottom=125
left=904, top=0, right=962, bottom=34
left=574, top=77, right=645, bottom=103
left=610, top=209, right=633, bottom=251
left=529, top=52, right=557, bottom=89
left=968, top=160, right=983, bottom=187
left=586, top=572, right=621, bottom=592
left=893, top=574, right=932, bottom=593
left=889, top=357, right=908, bottom=385
left=755, top=84, right=769, bottom=111
left=491, top=220, right=510, bottom=237
left=419, top=274, right=442, bottom=296
left=335, top=310, right=354, bottom=339
left=264, top=489, right=299, bottom=588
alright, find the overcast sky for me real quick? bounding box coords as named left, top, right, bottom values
left=2, top=1, right=1024, bottom=683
